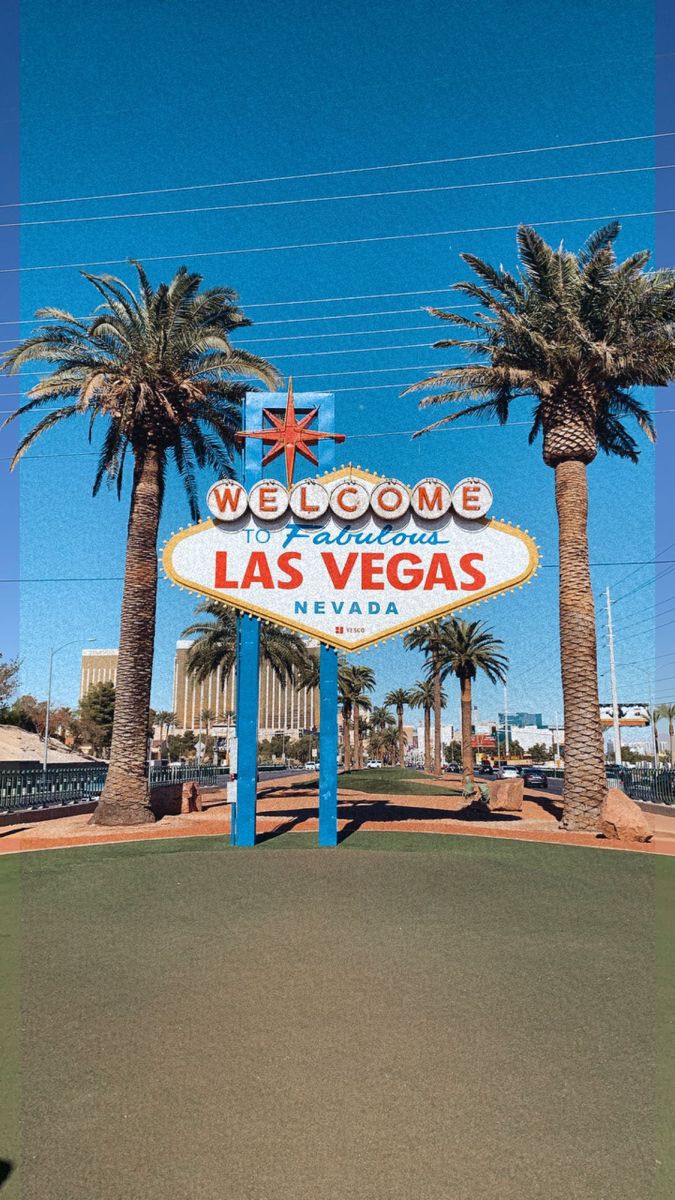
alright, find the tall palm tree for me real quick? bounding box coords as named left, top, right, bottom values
left=346, top=664, right=375, bottom=770
left=410, top=678, right=447, bottom=773
left=370, top=706, right=396, bottom=734
left=200, top=708, right=215, bottom=735
left=338, top=664, right=355, bottom=772
left=656, top=703, right=675, bottom=765
left=404, top=621, right=447, bottom=774
left=648, top=706, right=663, bottom=764
left=406, top=223, right=675, bottom=829
left=183, top=602, right=311, bottom=691
left=437, top=619, right=508, bottom=781
left=155, top=709, right=177, bottom=746
left=384, top=688, right=412, bottom=768
left=382, top=726, right=403, bottom=765
left=2, top=262, right=279, bottom=825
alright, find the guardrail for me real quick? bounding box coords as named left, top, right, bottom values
left=536, top=765, right=675, bottom=806
left=0, top=761, right=230, bottom=816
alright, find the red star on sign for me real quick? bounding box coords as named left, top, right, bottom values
left=236, top=378, right=345, bottom=487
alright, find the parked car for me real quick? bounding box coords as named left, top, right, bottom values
left=366, top=759, right=383, bottom=769
left=303, top=761, right=317, bottom=772
left=499, top=767, right=520, bottom=779
left=522, top=767, right=548, bottom=789
left=477, top=763, right=496, bottom=777
left=442, top=762, right=462, bottom=773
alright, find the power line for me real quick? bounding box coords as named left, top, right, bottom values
left=0, top=361, right=453, bottom=398
left=6, top=341, right=446, bottom=374
left=4, top=130, right=673, bottom=210
left=3, top=162, right=671, bottom=231
left=603, top=538, right=675, bottom=595
left=611, top=604, right=675, bottom=637
left=0, top=321, right=443, bottom=348
left=2, top=204, right=673, bottom=276
left=0, top=288, right=457, bottom=325
left=614, top=563, right=675, bottom=605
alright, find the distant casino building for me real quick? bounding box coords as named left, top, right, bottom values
left=80, top=649, right=118, bottom=699
left=172, top=639, right=318, bottom=738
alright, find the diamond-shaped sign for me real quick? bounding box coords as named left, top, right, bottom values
left=163, top=467, right=539, bottom=651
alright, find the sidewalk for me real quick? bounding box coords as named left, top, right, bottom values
left=1, top=775, right=673, bottom=855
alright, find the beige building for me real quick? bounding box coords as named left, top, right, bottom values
left=80, top=649, right=118, bottom=699
left=172, top=640, right=319, bottom=738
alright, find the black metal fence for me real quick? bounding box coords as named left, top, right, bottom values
left=544, top=765, right=675, bottom=806
left=0, top=761, right=230, bottom=816
left=607, top=766, right=675, bottom=807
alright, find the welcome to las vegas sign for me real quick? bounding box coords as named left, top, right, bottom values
left=163, top=467, right=539, bottom=652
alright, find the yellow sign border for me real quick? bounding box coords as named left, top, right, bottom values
left=162, top=467, right=540, bottom=652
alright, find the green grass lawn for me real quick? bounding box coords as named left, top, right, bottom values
left=1, top=833, right=672, bottom=1200
left=339, top=766, right=463, bottom=796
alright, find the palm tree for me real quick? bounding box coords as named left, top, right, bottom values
left=656, top=703, right=675, bottom=765
left=183, top=602, right=311, bottom=691
left=370, top=706, right=396, bottom=734
left=346, top=664, right=375, bottom=770
left=437, top=619, right=507, bottom=781
left=410, top=678, right=447, bottom=772
left=1, top=263, right=279, bottom=825
left=648, top=706, right=663, bottom=764
left=406, top=223, right=675, bottom=829
left=384, top=688, right=412, bottom=768
left=200, top=707, right=215, bottom=736
left=382, top=726, right=403, bottom=765
left=338, top=664, right=355, bottom=772
left=154, top=709, right=176, bottom=747
left=404, top=621, right=448, bottom=774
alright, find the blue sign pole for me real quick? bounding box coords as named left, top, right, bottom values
left=318, top=645, right=338, bottom=846
left=316, top=393, right=339, bottom=847
left=234, top=386, right=339, bottom=848
left=233, top=392, right=264, bottom=846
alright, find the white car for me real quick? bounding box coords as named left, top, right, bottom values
left=366, top=760, right=383, bottom=769
left=500, top=767, right=519, bottom=778
left=303, top=761, right=317, bottom=771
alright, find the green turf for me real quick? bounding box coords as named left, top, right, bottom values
left=1, top=833, right=671, bottom=1199
left=339, top=766, right=463, bottom=797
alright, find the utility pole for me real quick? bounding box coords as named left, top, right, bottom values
left=503, top=683, right=510, bottom=759
left=606, top=587, right=622, bottom=766
left=554, top=710, right=561, bottom=767
left=43, top=649, right=55, bottom=773
left=44, top=638, right=93, bottom=771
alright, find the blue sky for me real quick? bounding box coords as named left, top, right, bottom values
left=0, top=0, right=670, bottom=739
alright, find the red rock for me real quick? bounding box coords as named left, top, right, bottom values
left=485, top=778, right=524, bottom=813
left=600, top=789, right=652, bottom=843
left=150, top=781, right=203, bottom=817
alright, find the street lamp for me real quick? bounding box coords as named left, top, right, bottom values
left=44, top=638, right=94, bottom=771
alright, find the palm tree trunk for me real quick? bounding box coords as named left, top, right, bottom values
left=342, top=706, right=352, bottom=772
left=670, top=719, right=674, bottom=766
left=424, top=707, right=431, bottom=773
left=555, top=460, right=607, bottom=830
left=460, top=675, right=474, bottom=779
left=397, top=707, right=405, bottom=768
left=353, top=703, right=362, bottom=769
left=92, top=450, right=161, bottom=825
left=432, top=650, right=442, bottom=775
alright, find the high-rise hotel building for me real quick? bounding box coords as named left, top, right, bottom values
left=80, top=641, right=318, bottom=737
left=172, top=640, right=318, bottom=738
left=80, top=649, right=119, bottom=699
